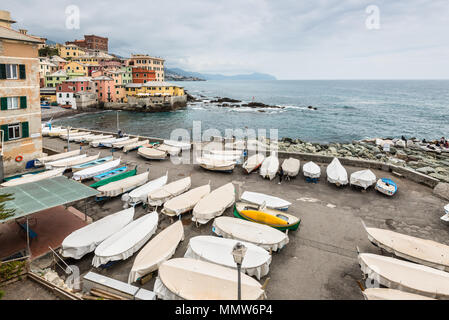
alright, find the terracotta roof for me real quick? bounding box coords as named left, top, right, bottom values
left=0, top=25, right=44, bottom=43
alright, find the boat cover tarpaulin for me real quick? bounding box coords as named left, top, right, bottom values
left=350, top=169, right=377, bottom=189
left=326, top=157, right=348, bottom=185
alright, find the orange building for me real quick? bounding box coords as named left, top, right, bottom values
left=132, top=67, right=156, bottom=84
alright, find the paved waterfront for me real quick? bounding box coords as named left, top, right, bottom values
left=35, top=136, right=449, bottom=299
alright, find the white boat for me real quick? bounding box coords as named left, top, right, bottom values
left=47, top=153, right=100, bottom=169
left=326, top=157, right=348, bottom=186
left=362, top=221, right=449, bottom=272
left=213, top=216, right=289, bottom=251
left=0, top=168, right=66, bottom=187
left=73, top=134, right=96, bottom=142
left=192, top=183, right=235, bottom=224
left=196, top=157, right=236, bottom=172
left=208, top=149, right=243, bottom=157
left=92, top=212, right=159, bottom=267
left=35, top=149, right=81, bottom=167
left=240, top=191, right=291, bottom=210
left=60, top=208, right=135, bottom=259
left=42, top=126, right=63, bottom=136
left=303, top=161, right=321, bottom=179
left=281, top=158, right=300, bottom=177
left=163, top=139, right=191, bottom=150
left=128, top=220, right=184, bottom=283
left=95, top=136, right=130, bottom=148
left=153, top=258, right=265, bottom=300
left=358, top=253, right=449, bottom=299
left=259, top=155, right=279, bottom=180
left=67, top=133, right=92, bottom=142
left=138, top=146, right=167, bottom=160
left=60, top=131, right=90, bottom=139
left=72, top=158, right=121, bottom=181
left=112, top=137, right=139, bottom=149
left=362, top=288, right=435, bottom=300
left=48, top=129, right=78, bottom=137
left=147, top=176, right=191, bottom=206
left=350, top=169, right=377, bottom=189
left=242, top=154, right=265, bottom=173
left=45, top=154, right=87, bottom=170
left=122, top=172, right=168, bottom=206
left=86, top=134, right=113, bottom=142
left=185, top=236, right=271, bottom=280
left=123, top=139, right=149, bottom=153
left=97, top=171, right=150, bottom=198
left=202, top=152, right=242, bottom=162
left=156, top=144, right=181, bottom=155
left=162, top=184, right=211, bottom=216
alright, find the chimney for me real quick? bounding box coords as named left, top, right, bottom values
left=19, top=29, right=28, bottom=35
left=0, top=10, right=17, bottom=29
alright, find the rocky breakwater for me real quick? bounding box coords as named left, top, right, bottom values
left=207, top=97, right=318, bottom=112
left=278, top=137, right=449, bottom=183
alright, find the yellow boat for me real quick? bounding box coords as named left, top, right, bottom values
left=234, top=202, right=300, bottom=231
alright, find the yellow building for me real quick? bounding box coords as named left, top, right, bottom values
left=125, top=81, right=185, bottom=98
left=64, top=61, right=88, bottom=77
left=59, top=44, right=85, bottom=59
left=0, top=10, right=44, bottom=175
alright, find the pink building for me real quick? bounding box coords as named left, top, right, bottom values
left=56, top=77, right=95, bottom=108
left=92, top=75, right=115, bottom=103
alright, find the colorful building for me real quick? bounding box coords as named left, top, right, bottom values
left=92, top=76, right=115, bottom=103
left=59, top=44, right=85, bottom=59
left=128, top=54, right=165, bottom=81
left=56, top=77, right=95, bottom=109
left=66, top=34, right=108, bottom=52
left=0, top=10, right=44, bottom=175
left=120, top=66, right=133, bottom=84
left=64, top=61, right=88, bottom=77
left=132, top=67, right=156, bottom=83
left=125, top=81, right=185, bottom=97
left=44, top=69, right=69, bottom=88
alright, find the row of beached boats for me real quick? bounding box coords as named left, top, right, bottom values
left=359, top=220, right=449, bottom=300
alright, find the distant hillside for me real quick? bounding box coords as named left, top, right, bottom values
left=165, top=67, right=276, bottom=81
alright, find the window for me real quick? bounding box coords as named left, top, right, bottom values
left=7, top=97, right=19, bottom=110
left=5, top=64, right=18, bottom=79
left=66, top=93, right=70, bottom=98
left=8, top=123, right=21, bottom=140
left=59, top=93, right=62, bottom=97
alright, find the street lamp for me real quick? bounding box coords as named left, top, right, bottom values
left=232, top=242, right=247, bottom=300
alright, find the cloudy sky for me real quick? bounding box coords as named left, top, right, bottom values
left=4, top=0, right=449, bottom=79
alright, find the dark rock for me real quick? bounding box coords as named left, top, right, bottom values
left=210, top=97, right=241, bottom=103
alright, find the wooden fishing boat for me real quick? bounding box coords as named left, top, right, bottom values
left=358, top=253, right=449, bottom=299
left=162, top=184, right=211, bottom=216
left=92, top=212, right=158, bottom=267
left=71, top=156, right=113, bottom=172
left=156, top=144, right=181, bottom=155
left=97, top=171, right=150, bottom=197
left=48, top=153, right=100, bottom=169
left=98, top=137, right=130, bottom=148
left=1, top=168, right=65, bottom=187
left=61, top=207, right=134, bottom=259
left=362, top=288, right=435, bottom=300
left=73, top=134, right=97, bottom=142
left=362, top=221, right=449, bottom=272
left=90, top=168, right=137, bottom=188
left=281, top=158, right=300, bottom=178
left=112, top=137, right=139, bottom=149
left=49, top=129, right=78, bottom=137
left=259, top=155, right=279, bottom=180
left=240, top=191, right=291, bottom=211
left=138, top=146, right=167, bottom=160
left=242, top=154, right=265, bottom=173
left=213, top=216, right=289, bottom=251
left=185, top=236, right=271, bottom=280
left=192, top=183, right=235, bottom=224
left=93, top=166, right=127, bottom=181
left=153, top=258, right=264, bottom=300
left=66, top=133, right=92, bottom=142
left=122, top=172, right=168, bottom=206
left=163, top=139, right=191, bottom=150
left=234, top=202, right=300, bottom=231
left=72, top=158, right=121, bottom=181
left=196, top=157, right=236, bottom=172
left=45, top=154, right=87, bottom=170
left=147, top=176, right=191, bottom=206
left=85, top=134, right=113, bottom=142
left=35, top=149, right=81, bottom=167
left=128, top=220, right=184, bottom=284
left=60, top=131, right=89, bottom=139
left=375, top=178, right=397, bottom=196
left=123, top=139, right=149, bottom=153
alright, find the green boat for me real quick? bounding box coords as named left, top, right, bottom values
left=233, top=202, right=300, bottom=231
left=89, top=167, right=137, bottom=188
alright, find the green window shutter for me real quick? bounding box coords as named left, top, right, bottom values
left=0, top=64, right=6, bottom=79
left=1, top=97, right=7, bottom=110
left=21, top=122, right=29, bottom=138
left=1, top=124, right=8, bottom=142
left=19, top=64, right=26, bottom=80
left=20, top=96, right=27, bottom=109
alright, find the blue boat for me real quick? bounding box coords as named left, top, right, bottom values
left=93, top=166, right=128, bottom=182
left=72, top=156, right=113, bottom=171
left=375, top=178, right=397, bottom=196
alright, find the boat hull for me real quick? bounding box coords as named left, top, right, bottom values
left=233, top=204, right=300, bottom=231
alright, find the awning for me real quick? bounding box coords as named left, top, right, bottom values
left=0, top=176, right=99, bottom=223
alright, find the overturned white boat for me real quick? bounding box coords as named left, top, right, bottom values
left=163, top=139, right=191, bottom=150
left=156, top=144, right=181, bottom=155
left=303, top=161, right=321, bottom=179
left=35, top=149, right=81, bottom=167
left=358, top=253, right=449, bottom=299
left=213, top=216, right=289, bottom=252
left=241, top=191, right=291, bottom=211
left=350, top=169, right=377, bottom=189
left=97, top=171, right=150, bottom=198
left=147, top=176, right=191, bottom=206
left=49, top=129, right=78, bottom=137
left=138, top=146, right=167, bottom=160
left=362, top=288, right=435, bottom=300
left=122, top=172, right=168, bottom=206
left=196, top=157, right=236, bottom=172
left=73, top=134, right=97, bottom=142
left=326, top=157, right=348, bottom=186
left=362, top=221, right=449, bottom=272
left=45, top=154, right=87, bottom=170
left=192, top=183, right=235, bottom=224
left=185, top=236, right=271, bottom=280
left=112, top=137, right=139, bottom=149
left=281, top=158, right=300, bottom=178
left=61, top=207, right=135, bottom=259
left=153, top=258, right=265, bottom=300
left=86, top=134, right=113, bottom=142
left=162, top=184, right=211, bottom=216
left=92, top=211, right=158, bottom=267
left=72, top=158, right=121, bottom=181
left=128, top=220, right=184, bottom=284
left=90, top=136, right=129, bottom=148
left=47, top=153, right=101, bottom=169
left=259, top=155, right=279, bottom=180
left=242, top=154, right=265, bottom=173
left=123, top=139, right=149, bottom=153
left=60, top=131, right=89, bottom=139
left=1, top=168, right=66, bottom=187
